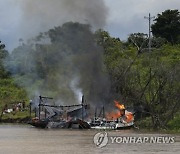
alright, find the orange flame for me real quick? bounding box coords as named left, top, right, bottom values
left=125, top=112, right=134, bottom=123
left=106, top=101, right=125, bottom=120
left=105, top=100, right=134, bottom=122
left=106, top=110, right=121, bottom=120
left=114, top=100, right=125, bottom=110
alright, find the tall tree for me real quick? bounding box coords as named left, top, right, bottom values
left=0, top=41, right=5, bottom=50
left=127, top=33, right=148, bottom=50
left=151, top=9, right=180, bottom=44
left=0, top=41, right=9, bottom=78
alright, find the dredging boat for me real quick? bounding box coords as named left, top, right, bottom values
left=89, top=102, right=134, bottom=130
left=90, top=118, right=134, bottom=130
left=29, top=95, right=91, bottom=129
left=29, top=96, right=134, bottom=130
left=29, top=117, right=49, bottom=129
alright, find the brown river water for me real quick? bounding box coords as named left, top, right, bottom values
left=0, top=124, right=179, bottom=154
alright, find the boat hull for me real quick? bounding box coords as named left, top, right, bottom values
left=29, top=120, right=48, bottom=128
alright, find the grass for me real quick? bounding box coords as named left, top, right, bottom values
left=0, top=109, right=31, bottom=123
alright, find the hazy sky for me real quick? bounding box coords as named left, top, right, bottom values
left=0, top=0, right=180, bottom=51
left=104, top=0, right=180, bottom=39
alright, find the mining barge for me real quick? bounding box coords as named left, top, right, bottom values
left=29, top=96, right=134, bottom=129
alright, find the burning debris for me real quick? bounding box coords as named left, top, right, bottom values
left=29, top=95, right=90, bottom=129
left=29, top=96, right=134, bottom=130
left=106, top=100, right=134, bottom=123
left=90, top=100, right=134, bottom=130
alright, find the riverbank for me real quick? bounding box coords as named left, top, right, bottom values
left=0, top=110, right=31, bottom=123
left=0, top=117, right=30, bottom=123
left=0, top=120, right=179, bottom=134
left=134, top=114, right=180, bottom=134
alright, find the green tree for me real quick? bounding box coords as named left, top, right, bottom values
left=0, top=41, right=9, bottom=79
left=151, top=9, right=180, bottom=44
left=127, top=33, right=167, bottom=49
left=96, top=30, right=180, bottom=129
left=127, top=33, right=148, bottom=50
left=0, top=41, right=5, bottom=50
left=0, top=41, right=28, bottom=118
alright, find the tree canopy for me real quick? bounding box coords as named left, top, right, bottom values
left=151, top=9, right=180, bottom=44
left=0, top=41, right=27, bottom=115
left=96, top=29, right=180, bottom=129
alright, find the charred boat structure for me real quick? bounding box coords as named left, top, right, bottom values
left=29, top=96, right=134, bottom=129
left=29, top=95, right=90, bottom=129
left=90, top=103, right=134, bottom=130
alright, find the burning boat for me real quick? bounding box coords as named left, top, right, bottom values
left=90, top=101, right=134, bottom=130
left=29, top=96, right=90, bottom=129
left=107, top=100, right=134, bottom=129
left=29, top=96, right=134, bottom=130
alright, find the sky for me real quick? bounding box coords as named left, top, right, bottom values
left=0, top=0, right=180, bottom=51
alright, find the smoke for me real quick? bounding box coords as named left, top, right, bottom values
left=70, top=77, right=83, bottom=103
left=4, top=0, right=111, bottom=107
left=5, top=22, right=112, bottom=107
left=16, top=0, right=108, bottom=40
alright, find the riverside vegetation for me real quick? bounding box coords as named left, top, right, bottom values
left=0, top=9, right=179, bottom=132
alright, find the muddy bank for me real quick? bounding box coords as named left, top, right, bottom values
left=0, top=117, right=30, bottom=123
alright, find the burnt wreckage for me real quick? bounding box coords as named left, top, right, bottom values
left=29, top=96, right=90, bottom=129
left=29, top=96, right=134, bottom=129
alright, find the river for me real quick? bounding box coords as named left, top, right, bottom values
left=0, top=124, right=179, bottom=154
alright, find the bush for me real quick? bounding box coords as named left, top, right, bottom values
left=167, top=113, right=180, bottom=131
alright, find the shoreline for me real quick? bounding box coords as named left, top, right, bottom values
left=0, top=117, right=30, bottom=124
left=0, top=119, right=179, bottom=134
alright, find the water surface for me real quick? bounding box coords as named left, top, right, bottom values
left=0, top=124, right=179, bottom=154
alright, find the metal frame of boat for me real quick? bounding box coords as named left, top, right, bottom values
left=29, top=96, right=134, bottom=130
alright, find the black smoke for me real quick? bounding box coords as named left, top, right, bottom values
left=5, top=22, right=111, bottom=108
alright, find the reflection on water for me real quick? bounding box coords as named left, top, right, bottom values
left=0, top=124, right=179, bottom=154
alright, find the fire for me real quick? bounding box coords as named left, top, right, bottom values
left=106, top=100, right=134, bottom=123
left=106, top=100, right=125, bottom=120
left=125, top=112, right=134, bottom=123
left=106, top=110, right=121, bottom=120
left=114, top=100, right=125, bottom=110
